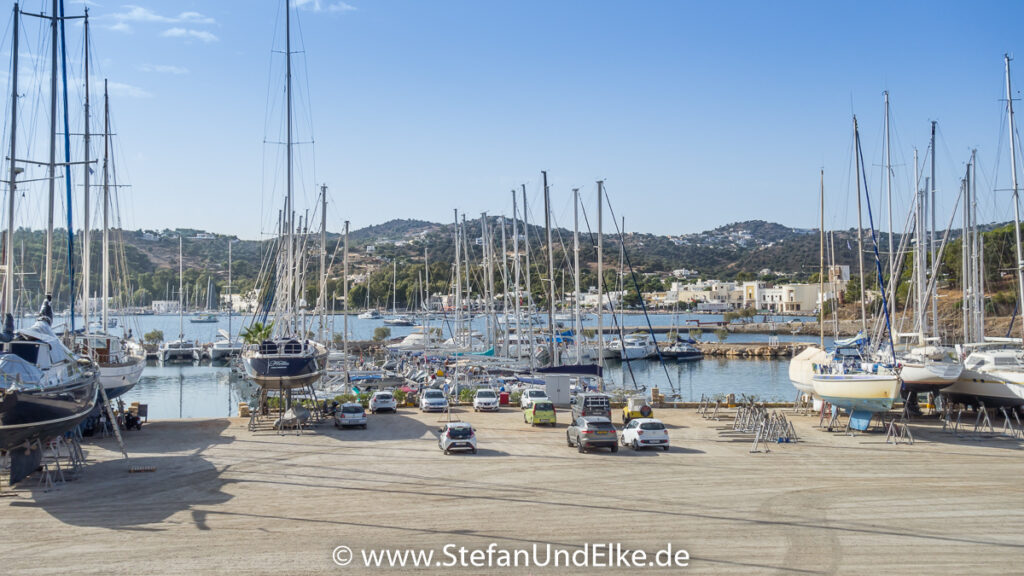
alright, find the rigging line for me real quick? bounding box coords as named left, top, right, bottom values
left=602, top=185, right=675, bottom=393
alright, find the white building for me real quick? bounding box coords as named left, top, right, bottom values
left=151, top=300, right=181, bottom=314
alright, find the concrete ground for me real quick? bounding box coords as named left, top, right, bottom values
left=2, top=406, right=1023, bottom=575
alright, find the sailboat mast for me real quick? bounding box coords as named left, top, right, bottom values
left=44, top=0, right=57, bottom=299
left=4, top=3, right=17, bottom=317
left=597, top=180, right=604, bottom=372
left=819, top=169, right=824, bottom=349
left=178, top=236, right=183, bottom=340
left=320, top=184, right=327, bottom=340
left=884, top=91, right=894, bottom=302
left=914, top=148, right=927, bottom=343
left=228, top=239, right=232, bottom=340
left=929, top=121, right=938, bottom=337
left=573, top=188, right=581, bottom=362
left=543, top=171, right=556, bottom=366
left=285, top=0, right=294, bottom=335
left=1005, top=54, right=1024, bottom=342
left=499, top=216, right=509, bottom=358
left=343, top=220, right=349, bottom=380
left=512, top=190, right=521, bottom=357
left=102, top=79, right=110, bottom=332
left=454, top=209, right=461, bottom=349
left=854, top=116, right=867, bottom=334
left=82, top=10, right=91, bottom=334
left=522, top=185, right=534, bottom=371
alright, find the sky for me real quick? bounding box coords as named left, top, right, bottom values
left=2, top=0, right=1024, bottom=241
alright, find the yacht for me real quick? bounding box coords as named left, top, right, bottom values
left=210, top=329, right=243, bottom=360
left=76, top=332, right=146, bottom=399
left=944, top=346, right=1024, bottom=408
left=619, top=332, right=657, bottom=360
left=357, top=309, right=382, bottom=320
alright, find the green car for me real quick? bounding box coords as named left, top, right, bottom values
left=524, top=401, right=557, bottom=426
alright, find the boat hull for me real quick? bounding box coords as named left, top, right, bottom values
left=899, top=361, right=962, bottom=394
left=788, top=346, right=827, bottom=396
left=242, top=351, right=326, bottom=390
left=812, top=374, right=901, bottom=413
left=98, top=356, right=146, bottom=399
left=943, top=369, right=1024, bottom=408
left=0, top=371, right=99, bottom=452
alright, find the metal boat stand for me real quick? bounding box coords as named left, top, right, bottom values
left=940, top=398, right=964, bottom=436
left=971, top=403, right=995, bottom=438
left=886, top=404, right=914, bottom=445
left=1000, top=407, right=1022, bottom=439
left=790, top=392, right=811, bottom=415
left=696, top=395, right=709, bottom=417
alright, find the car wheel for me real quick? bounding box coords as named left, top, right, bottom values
left=444, top=449, right=450, bottom=455
left=577, top=438, right=585, bottom=453
left=361, top=424, right=367, bottom=429
left=610, top=444, right=618, bottom=453
left=663, top=445, right=669, bottom=452
left=566, top=433, right=573, bottom=447
left=471, top=447, right=477, bottom=454
left=631, top=439, right=639, bottom=451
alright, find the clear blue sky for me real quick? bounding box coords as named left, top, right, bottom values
left=4, top=0, right=1024, bottom=240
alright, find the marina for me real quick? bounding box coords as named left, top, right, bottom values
left=1, top=1, right=1023, bottom=574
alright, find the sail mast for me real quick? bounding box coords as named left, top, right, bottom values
left=1005, top=55, right=1024, bottom=342
left=5, top=3, right=18, bottom=316
left=543, top=171, right=556, bottom=366
left=573, top=188, right=581, bottom=362
left=343, top=220, right=349, bottom=380
left=285, top=0, right=294, bottom=335
left=597, top=180, right=604, bottom=373
left=819, top=169, right=824, bottom=349
left=522, top=185, right=534, bottom=371
left=102, top=79, right=110, bottom=332
left=854, top=116, right=867, bottom=334
left=82, top=9, right=91, bottom=334
left=45, top=0, right=57, bottom=299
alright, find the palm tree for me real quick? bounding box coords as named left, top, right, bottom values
left=241, top=321, right=274, bottom=345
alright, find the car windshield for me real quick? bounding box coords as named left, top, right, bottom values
left=587, top=420, right=615, bottom=430
left=476, top=390, right=496, bottom=398
left=342, top=406, right=363, bottom=414
left=640, top=421, right=665, bottom=430
left=448, top=427, right=472, bottom=438
left=424, top=391, right=443, bottom=399
left=533, top=403, right=553, bottom=411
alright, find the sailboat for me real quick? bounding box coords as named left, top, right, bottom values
left=160, top=237, right=200, bottom=362
left=240, top=0, right=327, bottom=391
left=810, top=117, right=900, bottom=418
left=210, top=240, right=242, bottom=360
left=944, top=55, right=1024, bottom=409
left=75, top=76, right=146, bottom=398
left=383, top=260, right=414, bottom=326
left=0, top=3, right=99, bottom=482
left=190, top=277, right=218, bottom=323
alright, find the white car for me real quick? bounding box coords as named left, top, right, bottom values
left=334, top=402, right=367, bottom=429
left=619, top=418, right=669, bottom=451
left=438, top=422, right=477, bottom=454
left=519, top=388, right=549, bottom=409
left=419, top=389, right=449, bottom=412
left=473, top=389, right=500, bottom=412
left=369, top=390, right=398, bottom=413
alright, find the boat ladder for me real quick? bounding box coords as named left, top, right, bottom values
left=98, top=381, right=130, bottom=463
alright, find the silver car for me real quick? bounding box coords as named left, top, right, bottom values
left=334, top=402, right=367, bottom=429
left=369, top=390, right=398, bottom=413
left=419, top=389, right=449, bottom=412
left=473, top=389, right=500, bottom=412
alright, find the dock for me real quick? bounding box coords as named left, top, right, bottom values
left=2, top=409, right=1022, bottom=574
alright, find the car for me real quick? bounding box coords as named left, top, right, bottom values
left=571, top=392, right=612, bottom=421
left=473, top=389, right=500, bottom=412
left=334, top=402, right=367, bottom=429
left=622, top=395, right=654, bottom=424
left=438, top=422, right=477, bottom=454
left=369, top=390, right=398, bottom=413
left=566, top=416, right=618, bottom=453
left=519, top=388, right=550, bottom=409
left=524, top=400, right=556, bottom=426
left=420, top=389, right=449, bottom=412
left=619, top=418, right=670, bottom=451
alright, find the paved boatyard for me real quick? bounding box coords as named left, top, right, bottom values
left=2, top=407, right=1023, bottom=575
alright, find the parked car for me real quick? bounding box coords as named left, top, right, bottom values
left=519, top=388, right=550, bottom=409
left=369, top=390, right=398, bottom=414
left=523, top=400, right=556, bottom=426
left=420, top=389, right=449, bottom=412
left=438, top=422, right=477, bottom=454
left=473, top=389, right=500, bottom=412
left=619, top=418, right=670, bottom=451
left=334, top=402, right=367, bottom=429
left=571, top=392, right=612, bottom=421
left=622, top=395, right=653, bottom=424
left=566, top=416, right=618, bottom=453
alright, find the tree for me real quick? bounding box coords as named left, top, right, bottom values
left=714, top=327, right=729, bottom=342
left=240, top=322, right=274, bottom=344
left=143, top=329, right=163, bottom=346
left=373, top=327, right=392, bottom=341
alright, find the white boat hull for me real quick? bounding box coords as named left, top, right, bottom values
left=788, top=346, right=827, bottom=397
left=944, top=368, right=1024, bottom=408
left=812, top=373, right=901, bottom=413
left=898, top=361, right=962, bottom=392
left=98, top=356, right=146, bottom=399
